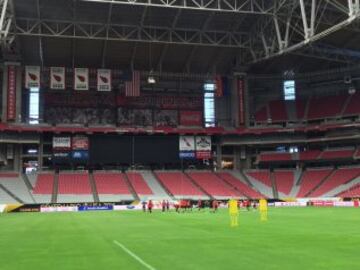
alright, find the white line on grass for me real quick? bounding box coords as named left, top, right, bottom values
left=113, top=240, right=157, bottom=270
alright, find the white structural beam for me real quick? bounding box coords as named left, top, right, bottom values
left=80, top=0, right=275, bottom=15
left=248, top=0, right=360, bottom=64
left=13, top=17, right=249, bottom=48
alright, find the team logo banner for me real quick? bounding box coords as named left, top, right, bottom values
left=179, top=136, right=195, bottom=159
left=97, top=69, right=111, bottom=91
left=53, top=137, right=71, bottom=150
left=179, top=111, right=202, bottom=126
left=50, top=67, right=65, bottom=90
left=72, top=136, right=89, bottom=150
left=7, top=65, right=16, bottom=120
left=195, top=136, right=212, bottom=159
left=74, top=68, right=89, bottom=90
left=25, top=66, right=40, bottom=89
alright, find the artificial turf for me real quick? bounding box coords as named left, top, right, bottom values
left=1, top=207, right=359, bottom=270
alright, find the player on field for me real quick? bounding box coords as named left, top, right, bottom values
left=228, top=199, right=239, bottom=227
left=147, top=200, right=153, bottom=213
left=212, top=200, right=219, bottom=213
left=162, top=200, right=166, bottom=212
left=197, top=199, right=202, bottom=211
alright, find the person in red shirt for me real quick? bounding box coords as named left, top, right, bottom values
left=197, top=199, right=202, bottom=211
left=212, top=200, right=219, bottom=213
left=147, top=200, right=153, bottom=213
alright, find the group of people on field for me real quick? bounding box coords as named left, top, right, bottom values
left=141, top=199, right=258, bottom=213
left=142, top=200, right=170, bottom=213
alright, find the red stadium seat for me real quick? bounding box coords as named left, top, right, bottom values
left=155, top=172, right=204, bottom=196
left=93, top=173, right=131, bottom=195
left=296, top=169, right=333, bottom=197
left=309, top=167, right=360, bottom=197
left=343, top=92, right=360, bottom=116
left=246, top=171, right=272, bottom=188
left=307, top=95, right=347, bottom=120
left=268, top=100, right=288, bottom=122
left=274, top=170, right=294, bottom=196
left=126, top=172, right=153, bottom=195
left=33, top=173, right=54, bottom=194
left=216, top=172, right=265, bottom=198
left=58, top=173, right=92, bottom=194
left=187, top=172, right=240, bottom=197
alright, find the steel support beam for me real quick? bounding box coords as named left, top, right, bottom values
left=13, top=17, right=249, bottom=48
left=81, top=0, right=275, bottom=15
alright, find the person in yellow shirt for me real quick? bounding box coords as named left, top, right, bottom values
left=259, top=199, right=268, bottom=222
left=228, top=199, right=239, bottom=227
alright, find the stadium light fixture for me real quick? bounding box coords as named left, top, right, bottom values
left=348, top=86, right=356, bottom=95
left=147, top=70, right=156, bottom=84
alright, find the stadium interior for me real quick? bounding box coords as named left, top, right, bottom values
left=1, top=1, right=360, bottom=269
left=0, top=0, right=359, bottom=205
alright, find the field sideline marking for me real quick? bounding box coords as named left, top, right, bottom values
left=113, top=240, right=157, bottom=270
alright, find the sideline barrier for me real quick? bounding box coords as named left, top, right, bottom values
left=0, top=204, right=6, bottom=213
left=40, top=206, right=78, bottom=212
left=275, top=202, right=307, bottom=207
left=78, top=205, right=113, bottom=211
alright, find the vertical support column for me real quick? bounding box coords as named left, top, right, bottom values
left=232, top=72, right=248, bottom=127
left=38, top=134, right=43, bottom=170
left=230, top=77, right=239, bottom=127
left=216, top=143, right=222, bottom=170
left=13, top=144, right=21, bottom=172
left=233, top=147, right=241, bottom=170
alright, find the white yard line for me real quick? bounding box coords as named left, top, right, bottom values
left=113, top=240, right=157, bottom=270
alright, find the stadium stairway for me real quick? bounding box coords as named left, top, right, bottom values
left=0, top=174, right=34, bottom=203
left=340, top=95, right=353, bottom=116
left=21, top=174, right=36, bottom=203
left=0, top=183, right=23, bottom=203
left=123, top=173, right=140, bottom=201
left=244, top=170, right=274, bottom=198
left=306, top=169, right=336, bottom=197
left=184, top=171, right=214, bottom=199
left=216, top=171, right=264, bottom=199
left=140, top=171, right=172, bottom=200
left=310, top=167, right=360, bottom=197
left=288, top=169, right=303, bottom=197
left=150, top=171, right=176, bottom=200
left=325, top=174, right=360, bottom=197
left=0, top=185, right=19, bottom=203
left=51, top=172, right=59, bottom=203
left=230, top=170, right=266, bottom=198
left=89, top=172, right=100, bottom=203
left=270, top=171, right=279, bottom=199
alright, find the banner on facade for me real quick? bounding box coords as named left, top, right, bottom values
left=53, top=137, right=71, bottom=150
left=25, top=66, right=41, bottom=89
left=50, top=67, right=65, bottom=90
left=179, top=136, right=195, bottom=159
left=195, top=136, right=212, bottom=159
left=74, top=68, right=89, bottom=90
left=97, top=69, right=111, bottom=91
left=7, top=65, right=16, bottom=121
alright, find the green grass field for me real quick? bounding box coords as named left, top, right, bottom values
left=1, top=208, right=359, bottom=270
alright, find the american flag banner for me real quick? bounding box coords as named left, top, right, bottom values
left=125, top=70, right=141, bottom=97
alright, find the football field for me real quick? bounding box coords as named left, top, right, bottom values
left=1, top=208, right=359, bottom=270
